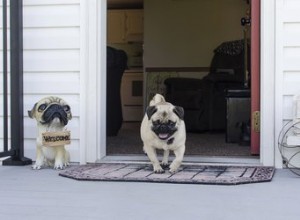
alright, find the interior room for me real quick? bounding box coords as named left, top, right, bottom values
left=106, top=0, right=254, bottom=158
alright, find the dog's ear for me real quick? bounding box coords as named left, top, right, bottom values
left=173, top=106, right=184, bottom=120
left=28, top=103, right=37, bottom=119
left=146, top=106, right=157, bottom=120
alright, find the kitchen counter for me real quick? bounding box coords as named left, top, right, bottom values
left=125, top=68, right=143, bottom=73
left=145, top=67, right=210, bottom=72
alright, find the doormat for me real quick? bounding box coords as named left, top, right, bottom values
left=59, top=163, right=275, bottom=185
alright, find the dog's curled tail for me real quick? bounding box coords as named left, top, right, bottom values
left=150, top=94, right=165, bottom=106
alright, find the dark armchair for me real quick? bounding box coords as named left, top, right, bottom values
left=164, top=40, right=249, bottom=132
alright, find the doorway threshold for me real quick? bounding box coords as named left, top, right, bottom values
left=98, top=155, right=261, bottom=166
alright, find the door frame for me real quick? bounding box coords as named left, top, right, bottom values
left=82, top=0, right=277, bottom=167
left=251, top=0, right=260, bottom=155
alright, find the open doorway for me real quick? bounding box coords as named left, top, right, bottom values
left=106, top=0, right=258, bottom=159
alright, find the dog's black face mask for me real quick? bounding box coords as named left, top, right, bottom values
left=151, top=120, right=177, bottom=140
left=42, top=104, right=69, bottom=126
left=146, top=105, right=184, bottom=141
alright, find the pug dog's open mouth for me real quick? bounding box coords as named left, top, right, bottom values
left=158, top=133, right=170, bottom=140
left=152, top=120, right=177, bottom=140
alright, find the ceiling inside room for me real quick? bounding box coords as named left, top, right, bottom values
left=107, top=0, right=143, bottom=9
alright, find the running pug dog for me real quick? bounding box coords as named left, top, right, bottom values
left=141, top=94, right=186, bottom=173
left=28, top=96, right=72, bottom=170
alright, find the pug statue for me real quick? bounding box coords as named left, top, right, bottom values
left=141, top=94, right=186, bottom=173
left=28, top=96, right=72, bottom=170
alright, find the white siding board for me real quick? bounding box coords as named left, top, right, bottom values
left=0, top=0, right=80, bottom=6
left=25, top=2, right=80, bottom=162
left=283, top=47, right=300, bottom=71
left=283, top=71, right=300, bottom=94
left=282, top=81, right=300, bottom=95
left=283, top=71, right=300, bottom=82
left=283, top=10, right=300, bottom=22
left=283, top=23, right=300, bottom=46
left=283, top=0, right=300, bottom=22
left=24, top=0, right=80, bottom=5
left=23, top=28, right=80, bottom=50
left=23, top=5, right=80, bottom=28
left=0, top=49, right=80, bottom=72
left=283, top=95, right=293, bottom=120
left=0, top=5, right=80, bottom=28
left=24, top=72, right=80, bottom=94
left=278, top=0, right=300, bottom=167
left=23, top=50, right=79, bottom=72
left=0, top=1, right=82, bottom=162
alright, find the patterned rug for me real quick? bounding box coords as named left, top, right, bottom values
left=59, top=163, right=275, bottom=185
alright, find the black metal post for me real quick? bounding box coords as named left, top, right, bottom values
left=3, top=0, right=31, bottom=165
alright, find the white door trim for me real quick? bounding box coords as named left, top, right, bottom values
left=260, top=0, right=277, bottom=166
left=274, top=0, right=285, bottom=168
left=80, top=0, right=107, bottom=163
left=82, top=0, right=278, bottom=166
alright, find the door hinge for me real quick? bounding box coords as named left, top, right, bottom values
left=252, top=111, right=260, bottom=132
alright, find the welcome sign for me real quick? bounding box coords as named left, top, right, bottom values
left=42, top=131, right=71, bottom=147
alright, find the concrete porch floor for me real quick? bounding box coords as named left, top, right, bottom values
left=0, top=165, right=300, bottom=220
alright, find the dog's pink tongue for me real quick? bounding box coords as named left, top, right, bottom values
left=159, top=133, right=168, bottom=139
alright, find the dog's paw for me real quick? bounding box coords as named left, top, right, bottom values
left=153, top=166, right=165, bottom=174
left=169, top=163, right=180, bottom=173
left=32, top=164, right=42, bottom=170
left=169, top=168, right=178, bottom=174
left=54, top=164, right=65, bottom=170
left=161, top=162, right=169, bottom=169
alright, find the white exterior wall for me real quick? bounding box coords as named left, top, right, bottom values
left=0, top=0, right=82, bottom=162
left=23, top=0, right=81, bottom=162
left=0, top=0, right=106, bottom=164
left=274, top=0, right=300, bottom=167
left=23, top=0, right=80, bottom=161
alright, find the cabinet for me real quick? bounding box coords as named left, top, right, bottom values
left=121, top=71, right=144, bottom=122
left=225, top=89, right=250, bottom=143
left=107, top=9, right=143, bottom=43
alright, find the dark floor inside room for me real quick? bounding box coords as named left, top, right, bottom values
left=107, top=122, right=251, bottom=156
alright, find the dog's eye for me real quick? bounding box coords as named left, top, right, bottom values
left=152, top=120, right=160, bottom=126
left=168, top=120, right=176, bottom=126
left=38, top=104, right=47, bottom=112
left=63, top=105, right=70, bottom=112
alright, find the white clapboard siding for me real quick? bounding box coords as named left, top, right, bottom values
left=24, top=72, right=80, bottom=94
left=24, top=28, right=80, bottom=50
left=24, top=0, right=80, bottom=5
left=0, top=4, right=80, bottom=28
left=282, top=0, right=300, bottom=123
left=24, top=50, right=80, bottom=72
left=0, top=39, right=80, bottom=66
left=23, top=5, right=80, bottom=28
left=280, top=1, right=300, bottom=168
left=283, top=23, right=300, bottom=47
left=0, top=1, right=81, bottom=161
